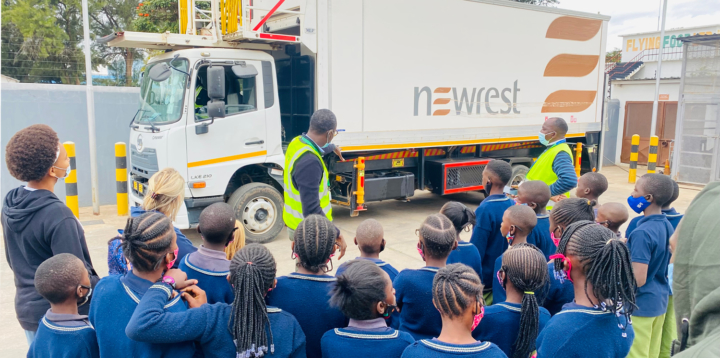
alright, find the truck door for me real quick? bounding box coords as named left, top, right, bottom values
left=186, top=61, right=267, bottom=197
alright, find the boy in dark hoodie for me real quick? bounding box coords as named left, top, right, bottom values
left=2, top=125, right=100, bottom=345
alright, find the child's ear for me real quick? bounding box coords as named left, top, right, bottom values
left=584, top=188, right=591, bottom=195
left=354, top=237, right=358, bottom=246
left=645, top=194, right=655, bottom=204
left=376, top=301, right=386, bottom=315
left=272, top=278, right=277, bottom=290
left=452, top=240, right=458, bottom=251
left=528, top=202, right=537, bottom=210
left=197, top=226, right=202, bottom=234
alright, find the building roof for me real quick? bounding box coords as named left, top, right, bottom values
left=679, top=33, right=720, bottom=44
left=618, top=24, right=720, bottom=38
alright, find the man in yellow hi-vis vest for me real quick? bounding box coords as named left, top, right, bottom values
left=525, top=117, right=578, bottom=209
left=283, top=109, right=347, bottom=258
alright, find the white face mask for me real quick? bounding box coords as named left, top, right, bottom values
left=52, top=165, right=71, bottom=180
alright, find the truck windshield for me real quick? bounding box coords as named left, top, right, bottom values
left=134, top=59, right=189, bottom=125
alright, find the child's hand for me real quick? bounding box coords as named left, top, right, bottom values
left=165, top=269, right=198, bottom=291
left=181, top=286, right=207, bottom=308
left=551, top=195, right=566, bottom=202
left=336, top=232, right=348, bottom=260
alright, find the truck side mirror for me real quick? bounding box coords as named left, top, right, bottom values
left=231, top=64, right=258, bottom=79
left=207, top=100, right=225, bottom=119
left=148, top=63, right=171, bottom=82
left=206, top=66, right=225, bottom=100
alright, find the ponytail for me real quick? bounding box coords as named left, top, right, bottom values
left=550, top=198, right=596, bottom=228
left=501, top=243, right=548, bottom=358
left=440, top=202, right=476, bottom=235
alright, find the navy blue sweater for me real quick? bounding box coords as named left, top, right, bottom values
left=541, top=262, right=574, bottom=316
left=126, top=282, right=306, bottom=358
left=89, top=272, right=195, bottom=358
left=321, top=325, right=414, bottom=358
left=394, top=267, right=442, bottom=340
left=130, top=206, right=196, bottom=269
left=335, top=257, right=399, bottom=282
left=473, top=302, right=550, bottom=357
left=625, top=207, right=683, bottom=237
left=401, top=340, right=507, bottom=358
left=28, top=311, right=99, bottom=358
left=267, top=273, right=347, bottom=358
left=178, top=252, right=233, bottom=304
left=470, top=195, right=514, bottom=291
left=535, top=303, right=634, bottom=358
left=526, top=215, right=555, bottom=260
left=447, top=241, right=483, bottom=279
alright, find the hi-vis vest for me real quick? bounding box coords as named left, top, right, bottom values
left=526, top=142, right=573, bottom=208
left=283, top=136, right=333, bottom=230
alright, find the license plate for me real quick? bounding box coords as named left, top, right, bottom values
left=392, top=159, right=404, bottom=168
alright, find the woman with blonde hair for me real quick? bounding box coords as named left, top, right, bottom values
left=108, top=168, right=197, bottom=274
left=225, top=220, right=246, bottom=260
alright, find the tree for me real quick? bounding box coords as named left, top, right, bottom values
left=606, top=48, right=621, bottom=64
left=133, top=0, right=179, bottom=34
left=90, top=0, right=144, bottom=86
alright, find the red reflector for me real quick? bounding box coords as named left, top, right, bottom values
left=360, top=177, right=365, bottom=188
left=259, top=33, right=297, bottom=42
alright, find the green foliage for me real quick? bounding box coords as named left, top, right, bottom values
left=90, top=0, right=145, bottom=86
left=606, top=48, right=621, bottom=63
left=133, top=0, right=179, bottom=33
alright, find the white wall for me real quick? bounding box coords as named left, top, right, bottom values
left=609, top=79, right=680, bottom=164
left=634, top=61, right=684, bottom=79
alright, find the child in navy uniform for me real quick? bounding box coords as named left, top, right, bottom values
left=322, top=260, right=414, bottom=358
left=542, top=198, right=595, bottom=315
left=89, top=212, right=196, bottom=358
left=515, top=181, right=555, bottom=259
left=626, top=174, right=674, bottom=358
left=492, top=205, right=537, bottom=304
left=626, top=179, right=682, bottom=235
left=536, top=222, right=636, bottom=358
left=595, top=202, right=629, bottom=238
left=442, top=202, right=483, bottom=279
left=28, top=254, right=98, bottom=358
left=401, top=264, right=506, bottom=358
left=476, top=244, right=550, bottom=358
left=574, top=172, right=608, bottom=215
left=335, top=219, right=398, bottom=281
left=126, top=244, right=306, bottom=358
left=394, top=214, right=457, bottom=340
left=179, top=202, right=236, bottom=304
left=267, top=215, right=346, bottom=358
left=470, top=160, right=515, bottom=305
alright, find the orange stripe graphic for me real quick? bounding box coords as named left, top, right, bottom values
left=544, top=54, right=599, bottom=77
left=188, top=150, right=266, bottom=168
left=542, top=90, right=597, bottom=113
left=433, top=98, right=451, bottom=105
left=546, top=16, right=602, bottom=41
left=434, top=87, right=451, bottom=93
left=433, top=109, right=451, bottom=116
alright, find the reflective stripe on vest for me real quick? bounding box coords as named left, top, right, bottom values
left=283, top=137, right=333, bottom=230
left=526, top=142, right=573, bottom=208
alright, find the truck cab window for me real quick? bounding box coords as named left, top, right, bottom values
left=195, top=65, right=257, bottom=120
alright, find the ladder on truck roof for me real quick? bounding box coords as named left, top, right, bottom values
left=98, top=0, right=317, bottom=52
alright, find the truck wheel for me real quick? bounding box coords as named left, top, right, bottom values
left=228, top=183, right=284, bottom=244
left=510, top=164, right=530, bottom=186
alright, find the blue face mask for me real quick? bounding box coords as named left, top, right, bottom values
left=538, top=132, right=553, bottom=146
left=627, top=195, right=651, bottom=213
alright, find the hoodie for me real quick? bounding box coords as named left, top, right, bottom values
left=673, top=180, right=720, bottom=357
left=2, top=186, right=99, bottom=331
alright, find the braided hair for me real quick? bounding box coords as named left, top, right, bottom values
left=330, top=260, right=388, bottom=320
left=553, top=221, right=637, bottom=322
left=500, top=243, right=548, bottom=358
left=293, top=215, right=337, bottom=273
left=549, top=198, right=596, bottom=231
left=433, top=263, right=484, bottom=318
left=121, top=212, right=175, bottom=272
left=419, top=214, right=457, bottom=259
left=229, top=243, right=277, bottom=358
left=440, top=201, right=476, bottom=236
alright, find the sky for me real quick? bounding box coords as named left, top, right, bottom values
left=556, top=0, right=720, bottom=50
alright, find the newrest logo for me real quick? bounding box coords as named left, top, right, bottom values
left=413, top=81, right=521, bottom=116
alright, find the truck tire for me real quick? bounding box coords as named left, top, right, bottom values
left=228, top=183, right=284, bottom=244
left=510, top=164, right=530, bottom=186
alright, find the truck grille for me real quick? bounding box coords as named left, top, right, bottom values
left=130, top=144, right=159, bottom=179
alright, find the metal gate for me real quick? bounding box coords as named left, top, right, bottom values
left=672, top=36, right=720, bottom=184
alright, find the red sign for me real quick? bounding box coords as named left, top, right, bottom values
left=659, top=94, right=670, bottom=100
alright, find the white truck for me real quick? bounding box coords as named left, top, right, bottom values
left=101, top=0, right=609, bottom=243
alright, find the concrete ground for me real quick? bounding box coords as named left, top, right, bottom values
left=0, top=165, right=705, bottom=357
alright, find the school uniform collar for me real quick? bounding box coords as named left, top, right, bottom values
left=457, top=240, right=473, bottom=246
left=121, top=270, right=154, bottom=295
left=334, top=327, right=399, bottom=339
left=288, top=272, right=336, bottom=282
left=183, top=255, right=230, bottom=276
left=662, top=207, right=682, bottom=217
left=485, top=194, right=510, bottom=202
left=536, top=214, right=549, bottom=219
left=495, top=302, right=522, bottom=312
left=354, top=257, right=388, bottom=266
left=45, top=309, right=88, bottom=323
left=637, top=214, right=668, bottom=225
left=348, top=318, right=387, bottom=329
left=557, top=302, right=612, bottom=315
left=420, top=339, right=492, bottom=353
left=419, top=266, right=440, bottom=273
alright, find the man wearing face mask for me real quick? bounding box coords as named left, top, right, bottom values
left=525, top=117, right=577, bottom=209
left=2, top=125, right=100, bottom=346
left=283, top=109, right=347, bottom=258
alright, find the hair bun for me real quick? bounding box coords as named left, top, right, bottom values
left=588, top=199, right=597, bottom=207
left=335, top=275, right=355, bottom=295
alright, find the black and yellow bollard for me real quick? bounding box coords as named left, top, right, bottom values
left=647, top=136, right=659, bottom=174
left=63, top=142, right=79, bottom=218
left=115, top=142, right=129, bottom=216
left=629, top=134, right=639, bottom=183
